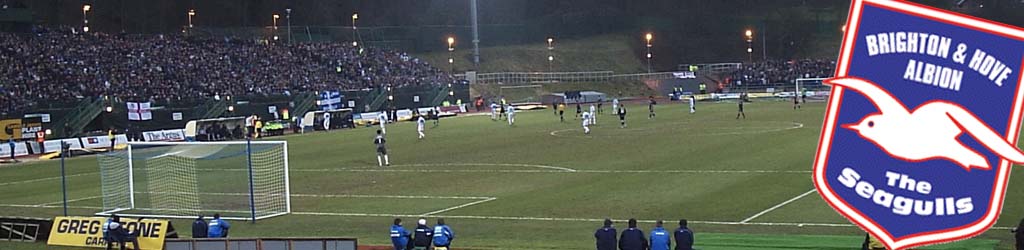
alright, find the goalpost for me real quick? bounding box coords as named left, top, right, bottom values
left=498, top=85, right=544, bottom=103
left=794, top=78, right=831, bottom=99
left=96, top=141, right=290, bottom=221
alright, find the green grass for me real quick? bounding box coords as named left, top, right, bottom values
left=415, top=34, right=646, bottom=73
left=2, top=100, right=1023, bottom=249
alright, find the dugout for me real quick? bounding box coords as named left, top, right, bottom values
left=301, top=109, right=354, bottom=132
left=542, top=91, right=607, bottom=104
left=184, top=117, right=246, bottom=141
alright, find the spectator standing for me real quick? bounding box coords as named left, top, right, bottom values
left=650, top=220, right=670, bottom=250
left=411, top=218, right=433, bottom=250
left=1015, top=217, right=1023, bottom=250
left=390, top=218, right=411, bottom=250
left=673, top=219, right=694, bottom=250
left=432, top=218, right=454, bottom=249
left=619, top=218, right=647, bottom=250
left=594, top=218, right=617, bottom=250
left=103, top=214, right=126, bottom=250
left=207, top=213, right=230, bottom=238
left=192, top=215, right=208, bottom=238
left=123, top=218, right=142, bottom=250
left=245, top=115, right=256, bottom=138
left=7, top=138, right=15, bottom=161
left=108, top=128, right=116, bottom=150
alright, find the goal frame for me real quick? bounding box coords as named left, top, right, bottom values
left=95, top=140, right=291, bottom=221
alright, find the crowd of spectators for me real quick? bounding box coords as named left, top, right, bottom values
left=727, top=59, right=835, bottom=86
left=0, top=26, right=454, bottom=114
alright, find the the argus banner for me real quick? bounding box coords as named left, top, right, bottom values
left=47, top=216, right=169, bottom=250
left=814, top=0, right=1024, bottom=249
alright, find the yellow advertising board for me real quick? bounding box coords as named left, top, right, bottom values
left=0, top=119, right=20, bottom=140
left=48, top=216, right=169, bottom=250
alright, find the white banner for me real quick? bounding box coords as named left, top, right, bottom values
left=42, top=139, right=83, bottom=154
left=79, top=134, right=128, bottom=149
left=143, top=129, right=186, bottom=142
left=0, top=141, right=30, bottom=157
left=673, top=71, right=697, bottom=79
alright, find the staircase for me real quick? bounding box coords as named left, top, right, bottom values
left=198, top=100, right=229, bottom=119
left=427, top=85, right=451, bottom=107
left=366, top=88, right=389, bottom=111
left=54, top=98, right=105, bottom=137
left=291, top=93, right=318, bottom=118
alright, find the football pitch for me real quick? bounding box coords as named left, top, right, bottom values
left=2, top=100, right=1022, bottom=249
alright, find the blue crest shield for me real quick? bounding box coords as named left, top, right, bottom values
left=814, top=0, right=1024, bottom=249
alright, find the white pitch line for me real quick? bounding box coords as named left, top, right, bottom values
left=36, top=195, right=105, bottom=206
left=295, top=169, right=810, bottom=174
left=293, top=211, right=1024, bottom=230
left=419, top=197, right=498, bottom=216
left=292, top=194, right=494, bottom=200
left=740, top=189, right=818, bottom=223
left=0, top=172, right=97, bottom=186
left=550, top=122, right=804, bottom=138
left=0, top=203, right=1016, bottom=230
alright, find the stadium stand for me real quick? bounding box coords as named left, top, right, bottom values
left=726, top=59, right=836, bottom=86
left=0, top=26, right=455, bottom=114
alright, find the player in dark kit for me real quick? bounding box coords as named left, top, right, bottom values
left=793, top=95, right=801, bottom=110
left=374, top=130, right=389, bottom=166
left=576, top=103, right=582, bottom=120
left=648, top=97, right=657, bottom=119
left=618, top=105, right=627, bottom=128
left=736, top=99, right=746, bottom=119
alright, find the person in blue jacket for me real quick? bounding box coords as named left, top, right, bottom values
left=619, top=218, right=647, bottom=250
left=650, top=220, right=670, bottom=250
left=389, top=218, right=411, bottom=250
left=432, top=218, right=454, bottom=248
left=674, top=219, right=694, bottom=250
left=594, top=218, right=617, bottom=250
left=207, top=213, right=230, bottom=238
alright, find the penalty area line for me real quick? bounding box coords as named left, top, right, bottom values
left=419, top=197, right=498, bottom=216
left=740, top=189, right=817, bottom=223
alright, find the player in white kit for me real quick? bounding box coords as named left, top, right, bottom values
left=612, top=98, right=619, bottom=114
left=377, top=112, right=388, bottom=134
left=417, top=115, right=426, bottom=139
left=589, top=104, right=596, bottom=124
left=582, top=111, right=592, bottom=134
left=689, top=95, right=696, bottom=114
left=490, top=102, right=499, bottom=120
left=507, top=105, right=516, bottom=126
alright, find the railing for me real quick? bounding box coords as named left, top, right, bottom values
left=468, top=71, right=681, bottom=85
left=677, top=62, right=743, bottom=74
left=165, top=237, right=357, bottom=250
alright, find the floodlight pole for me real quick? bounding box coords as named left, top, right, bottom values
left=286, top=8, right=292, bottom=44
left=470, top=0, right=480, bottom=68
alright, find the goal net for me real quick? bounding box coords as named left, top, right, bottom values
left=499, top=85, right=545, bottom=103
left=794, top=78, right=831, bottom=100
left=96, top=141, right=290, bottom=221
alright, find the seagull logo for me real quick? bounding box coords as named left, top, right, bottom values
left=825, top=77, right=1024, bottom=171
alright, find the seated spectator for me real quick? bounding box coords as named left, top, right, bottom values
left=0, top=26, right=454, bottom=114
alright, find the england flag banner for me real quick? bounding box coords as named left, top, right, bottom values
left=815, top=0, right=1024, bottom=249
left=127, top=102, right=153, bottom=121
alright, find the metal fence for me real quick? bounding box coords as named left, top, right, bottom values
left=460, top=71, right=679, bottom=85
